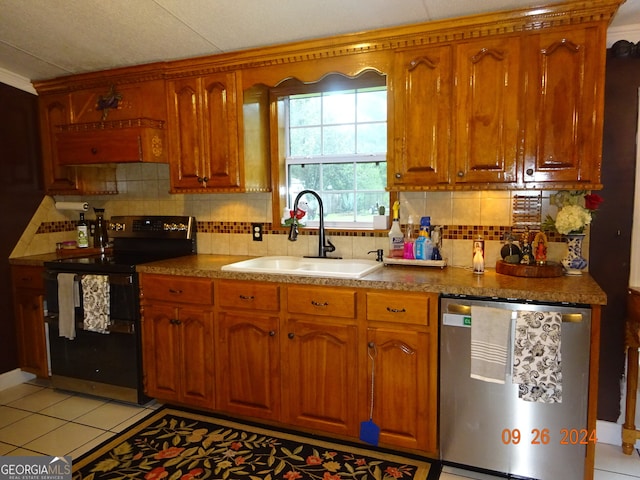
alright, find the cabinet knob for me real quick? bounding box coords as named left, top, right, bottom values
left=288, top=332, right=295, bottom=339
left=91, top=147, right=98, bottom=155
left=311, top=300, right=329, bottom=308
left=457, top=171, right=464, bottom=177
left=526, top=168, right=534, bottom=176
left=395, top=173, right=402, bottom=179
left=269, top=330, right=276, bottom=337
left=239, top=295, right=255, bottom=301
left=170, top=318, right=182, bottom=325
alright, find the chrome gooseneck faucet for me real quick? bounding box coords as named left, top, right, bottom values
left=288, top=189, right=336, bottom=258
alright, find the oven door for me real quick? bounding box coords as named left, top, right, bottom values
left=43, top=270, right=147, bottom=404
left=47, top=316, right=138, bottom=388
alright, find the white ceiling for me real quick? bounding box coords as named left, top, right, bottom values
left=1, top=0, right=639, bottom=84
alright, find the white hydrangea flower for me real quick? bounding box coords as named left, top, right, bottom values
left=554, top=204, right=592, bottom=235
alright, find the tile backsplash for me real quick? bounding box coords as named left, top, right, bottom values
left=12, top=163, right=580, bottom=269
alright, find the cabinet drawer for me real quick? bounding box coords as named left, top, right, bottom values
left=287, top=286, right=356, bottom=319
left=11, top=266, right=44, bottom=290
left=56, top=124, right=166, bottom=165
left=366, top=291, right=432, bottom=325
left=141, top=275, right=213, bottom=305
left=218, top=280, right=280, bottom=311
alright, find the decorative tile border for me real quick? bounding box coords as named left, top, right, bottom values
left=36, top=220, right=562, bottom=242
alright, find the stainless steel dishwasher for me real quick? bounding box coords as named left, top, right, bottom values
left=440, top=295, right=592, bottom=480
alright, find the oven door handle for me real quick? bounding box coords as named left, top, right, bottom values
left=46, top=315, right=136, bottom=334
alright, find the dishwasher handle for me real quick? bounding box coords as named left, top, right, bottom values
left=444, top=303, right=583, bottom=323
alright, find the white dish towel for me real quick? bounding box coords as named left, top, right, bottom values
left=57, top=273, right=79, bottom=340
left=470, top=306, right=513, bottom=384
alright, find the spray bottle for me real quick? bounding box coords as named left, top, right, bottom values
left=388, top=201, right=404, bottom=258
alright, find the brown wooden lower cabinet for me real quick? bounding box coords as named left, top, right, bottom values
left=140, top=275, right=215, bottom=409
left=140, top=274, right=438, bottom=455
left=283, top=317, right=359, bottom=437
left=216, top=310, right=280, bottom=419
left=11, top=265, right=48, bottom=378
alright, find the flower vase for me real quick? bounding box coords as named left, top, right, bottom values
left=562, top=233, right=588, bottom=275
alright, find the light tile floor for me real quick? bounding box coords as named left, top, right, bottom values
left=0, top=380, right=638, bottom=479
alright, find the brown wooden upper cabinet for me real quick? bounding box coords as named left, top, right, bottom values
left=522, top=26, right=603, bottom=188
left=34, top=1, right=620, bottom=194
left=167, top=72, right=241, bottom=192
left=166, top=71, right=270, bottom=193
left=389, top=24, right=605, bottom=190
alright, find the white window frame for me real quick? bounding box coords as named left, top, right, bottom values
left=283, top=88, right=388, bottom=228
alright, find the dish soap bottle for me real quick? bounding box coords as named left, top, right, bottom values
left=415, top=217, right=433, bottom=260
left=388, top=201, right=403, bottom=258
left=77, top=213, right=89, bottom=248
left=403, top=216, right=415, bottom=259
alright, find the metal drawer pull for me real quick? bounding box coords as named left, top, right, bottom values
left=446, top=304, right=583, bottom=323
left=311, top=300, right=329, bottom=307
left=386, top=307, right=406, bottom=313
left=168, top=289, right=183, bottom=294
left=239, top=295, right=255, bottom=301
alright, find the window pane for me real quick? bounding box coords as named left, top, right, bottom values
left=290, top=126, right=321, bottom=156
left=323, top=91, right=355, bottom=124
left=289, top=164, right=320, bottom=196
left=290, top=95, right=321, bottom=126
left=322, top=163, right=354, bottom=191
left=323, top=192, right=355, bottom=222
left=357, top=89, right=387, bottom=122
left=357, top=123, right=387, bottom=154
left=356, top=192, right=390, bottom=222
left=356, top=161, right=387, bottom=190
left=323, top=125, right=355, bottom=155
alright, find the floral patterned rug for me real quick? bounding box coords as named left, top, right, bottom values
left=72, top=407, right=437, bottom=480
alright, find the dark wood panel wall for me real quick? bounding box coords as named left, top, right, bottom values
left=0, top=83, right=44, bottom=375
left=591, top=43, right=640, bottom=421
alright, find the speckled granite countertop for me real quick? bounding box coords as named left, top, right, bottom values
left=10, top=253, right=606, bottom=305
left=135, top=254, right=607, bottom=305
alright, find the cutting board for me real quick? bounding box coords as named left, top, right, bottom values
left=496, top=260, right=564, bottom=277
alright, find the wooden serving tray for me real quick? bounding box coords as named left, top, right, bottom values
left=383, top=257, right=447, bottom=268
left=496, top=260, right=563, bottom=277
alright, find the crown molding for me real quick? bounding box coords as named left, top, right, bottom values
left=607, top=23, right=640, bottom=47
left=0, top=67, right=36, bottom=94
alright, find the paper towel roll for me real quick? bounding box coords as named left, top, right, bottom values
left=55, top=201, right=89, bottom=211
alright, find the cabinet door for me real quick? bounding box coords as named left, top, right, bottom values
left=179, top=307, right=215, bottom=408
left=167, top=77, right=207, bottom=190
left=217, top=311, right=280, bottom=419
left=200, top=72, right=241, bottom=189
left=366, top=327, right=436, bottom=453
left=141, top=304, right=181, bottom=402
left=284, top=318, right=358, bottom=436
left=168, top=72, right=241, bottom=191
left=523, top=27, right=602, bottom=186
left=390, top=45, right=452, bottom=187
left=14, top=290, right=48, bottom=378
left=454, top=37, right=520, bottom=184
left=39, top=94, right=80, bottom=194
